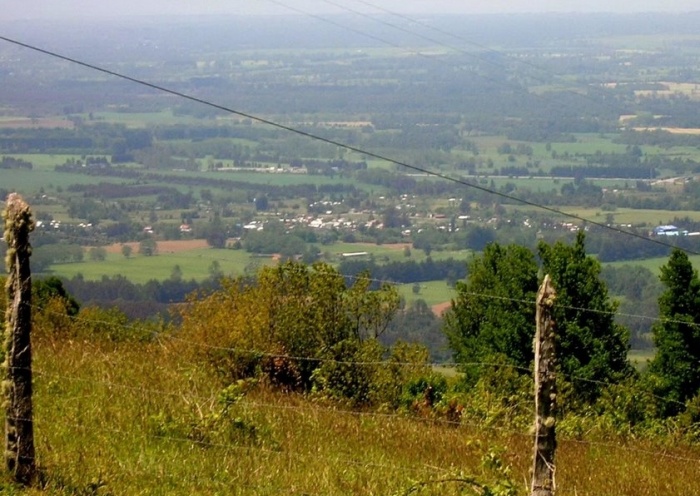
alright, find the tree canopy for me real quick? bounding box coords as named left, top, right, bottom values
left=539, top=231, right=633, bottom=403
left=444, top=243, right=539, bottom=384
left=446, top=232, right=632, bottom=403
left=177, top=261, right=401, bottom=392
left=648, top=248, right=700, bottom=415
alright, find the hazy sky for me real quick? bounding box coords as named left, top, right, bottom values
left=1, top=0, right=698, bottom=21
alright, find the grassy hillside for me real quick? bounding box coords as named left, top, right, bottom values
left=1, top=329, right=694, bottom=495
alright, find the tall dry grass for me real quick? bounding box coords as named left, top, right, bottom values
left=0, top=332, right=697, bottom=495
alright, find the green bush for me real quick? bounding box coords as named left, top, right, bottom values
left=312, top=340, right=431, bottom=408
left=312, top=339, right=384, bottom=407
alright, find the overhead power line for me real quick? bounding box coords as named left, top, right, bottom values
left=350, top=0, right=576, bottom=82
left=272, top=0, right=626, bottom=117
left=0, top=34, right=694, bottom=256
left=264, top=0, right=435, bottom=59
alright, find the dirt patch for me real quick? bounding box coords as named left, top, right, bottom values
left=431, top=301, right=451, bottom=317
left=103, top=239, right=210, bottom=254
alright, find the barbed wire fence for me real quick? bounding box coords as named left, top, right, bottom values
left=18, top=293, right=700, bottom=495
left=0, top=12, right=698, bottom=491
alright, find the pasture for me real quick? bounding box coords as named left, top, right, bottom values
left=398, top=280, right=456, bottom=308
left=1, top=169, right=125, bottom=195
left=1, top=154, right=81, bottom=169
left=322, top=242, right=414, bottom=263
left=44, top=239, right=473, bottom=287
left=85, top=110, right=203, bottom=128
left=0, top=117, right=74, bottom=129
left=47, top=245, right=270, bottom=284
left=206, top=169, right=364, bottom=188
left=528, top=206, right=700, bottom=228
left=628, top=349, right=656, bottom=371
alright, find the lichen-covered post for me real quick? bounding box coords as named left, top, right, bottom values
left=3, top=193, right=36, bottom=485
left=531, top=275, right=556, bottom=496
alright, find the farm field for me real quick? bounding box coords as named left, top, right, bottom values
left=517, top=207, right=700, bottom=228
left=321, top=242, right=413, bottom=261
left=1, top=154, right=82, bottom=169
left=486, top=176, right=633, bottom=192
left=1, top=169, right=125, bottom=195
left=0, top=116, right=74, bottom=128
left=205, top=170, right=366, bottom=188
left=628, top=349, right=656, bottom=371
left=398, top=280, right=456, bottom=308
left=48, top=246, right=270, bottom=283
left=45, top=240, right=473, bottom=284
left=4, top=11, right=700, bottom=494
left=85, top=110, right=204, bottom=127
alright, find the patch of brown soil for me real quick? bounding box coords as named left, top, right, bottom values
left=431, top=301, right=451, bottom=317
left=0, top=118, right=74, bottom=129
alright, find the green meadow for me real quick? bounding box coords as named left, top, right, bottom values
left=47, top=248, right=272, bottom=284
left=2, top=169, right=124, bottom=195
left=398, top=280, right=456, bottom=307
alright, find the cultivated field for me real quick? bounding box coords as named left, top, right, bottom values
left=102, top=239, right=210, bottom=254
left=0, top=117, right=74, bottom=129
left=49, top=247, right=265, bottom=284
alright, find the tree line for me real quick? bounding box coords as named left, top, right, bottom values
left=6, top=232, right=700, bottom=433
left=446, top=232, right=700, bottom=421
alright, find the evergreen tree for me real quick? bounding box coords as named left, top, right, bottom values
left=649, top=248, right=700, bottom=415
left=444, top=243, right=539, bottom=384
left=204, top=212, right=227, bottom=249
left=445, top=233, right=632, bottom=403
left=539, top=231, right=633, bottom=403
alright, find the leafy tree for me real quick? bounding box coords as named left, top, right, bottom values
left=444, top=243, right=539, bottom=384
left=345, top=271, right=401, bottom=341
left=383, top=299, right=448, bottom=362
left=601, top=265, right=662, bottom=348
left=121, top=244, right=133, bottom=259
left=139, top=237, right=158, bottom=257
left=177, top=261, right=400, bottom=391
left=446, top=234, right=632, bottom=403
left=462, top=225, right=496, bottom=251
left=208, top=260, right=223, bottom=280
left=648, top=249, right=700, bottom=415
left=25, top=277, right=81, bottom=338
left=170, top=265, right=183, bottom=282
left=538, top=231, right=633, bottom=404
left=254, top=195, right=269, bottom=211
left=88, top=246, right=107, bottom=262
left=301, top=245, right=321, bottom=265
left=33, top=277, right=80, bottom=316
left=203, top=213, right=227, bottom=249
left=382, top=206, right=409, bottom=229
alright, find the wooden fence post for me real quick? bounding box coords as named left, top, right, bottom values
left=3, top=193, right=36, bottom=485
left=531, top=274, right=557, bottom=496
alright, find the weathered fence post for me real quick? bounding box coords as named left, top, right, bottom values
left=531, top=274, right=557, bottom=496
left=3, top=193, right=36, bottom=484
